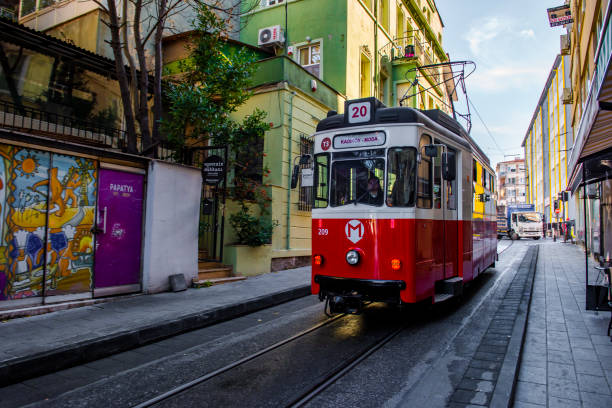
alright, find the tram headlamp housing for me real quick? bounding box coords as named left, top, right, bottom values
left=346, top=250, right=360, bottom=265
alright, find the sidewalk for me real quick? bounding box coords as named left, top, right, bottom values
left=0, top=266, right=311, bottom=386
left=514, top=240, right=612, bottom=407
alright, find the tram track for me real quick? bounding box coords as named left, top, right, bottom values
left=133, top=304, right=406, bottom=408
left=288, top=325, right=405, bottom=408
left=497, top=238, right=514, bottom=255
left=132, top=313, right=346, bottom=408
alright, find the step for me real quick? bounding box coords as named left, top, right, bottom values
left=435, top=276, right=463, bottom=296
left=198, top=261, right=225, bottom=269
left=192, top=276, right=246, bottom=288
left=197, top=267, right=233, bottom=280
left=433, top=293, right=454, bottom=303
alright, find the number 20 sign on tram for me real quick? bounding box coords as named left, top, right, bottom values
left=307, top=97, right=497, bottom=314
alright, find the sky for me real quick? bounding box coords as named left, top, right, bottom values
left=435, top=0, right=567, bottom=168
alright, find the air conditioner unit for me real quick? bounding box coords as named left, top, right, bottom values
left=258, top=25, right=284, bottom=47
left=560, top=34, right=570, bottom=55
left=561, top=87, right=573, bottom=104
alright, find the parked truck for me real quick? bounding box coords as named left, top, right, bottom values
left=497, top=204, right=543, bottom=240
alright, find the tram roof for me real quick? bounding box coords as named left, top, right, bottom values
left=317, top=103, right=490, bottom=167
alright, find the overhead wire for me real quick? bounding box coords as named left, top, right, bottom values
left=466, top=96, right=505, bottom=157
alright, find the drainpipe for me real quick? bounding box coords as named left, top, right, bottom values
left=374, top=0, right=378, bottom=98
left=286, top=88, right=296, bottom=250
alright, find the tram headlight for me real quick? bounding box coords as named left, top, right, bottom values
left=313, top=255, right=324, bottom=266
left=391, top=258, right=401, bottom=271
left=346, top=250, right=360, bottom=265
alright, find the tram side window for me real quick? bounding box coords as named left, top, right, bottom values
left=417, top=134, right=432, bottom=208
left=314, top=154, right=329, bottom=208
left=446, top=150, right=457, bottom=210
left=433, top=150, right=442, bottom=209
left=387, top=147, right=417, bottom=207
left=482, top=168, right=487, bottom=189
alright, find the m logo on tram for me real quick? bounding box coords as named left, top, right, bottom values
left=345, top=220, right=365, bottom=243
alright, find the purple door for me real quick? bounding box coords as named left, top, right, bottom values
left=94, top=169, right=144, bottom=289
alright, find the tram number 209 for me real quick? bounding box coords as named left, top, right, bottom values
left=348, top=102, right=371, bottom=124
left=318, top=228, right=329, bottom=236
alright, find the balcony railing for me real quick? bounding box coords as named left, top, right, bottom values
left=0, top=100, right=134, bottom=151
left=379, top=34, right=436, bottom=68
left=0, top=7, right=16, bottom=20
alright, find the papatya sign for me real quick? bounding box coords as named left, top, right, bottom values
left=333, top=132, right=386, bottom=149
left=547, top=5, right=573, bottom=27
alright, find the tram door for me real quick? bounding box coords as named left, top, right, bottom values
left=443, top=148, right=458, bottom=278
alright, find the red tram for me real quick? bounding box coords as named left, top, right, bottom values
left=307, top=98, right=497, bottom=314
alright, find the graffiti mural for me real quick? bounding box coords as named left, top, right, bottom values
left=0, top=144, right=97, bottom=300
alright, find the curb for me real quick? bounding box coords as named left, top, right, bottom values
left=490, top=245, right=539, bottom=407
left=0, top=294, right=144, bottom=321
left=1, top=284, right=311, bottom=387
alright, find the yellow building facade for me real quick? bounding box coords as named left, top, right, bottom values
left=523, top=54, right=573, bottom=225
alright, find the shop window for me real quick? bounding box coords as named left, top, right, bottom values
left=298, top=136, right=314, bottom=211
left=417, top=134, right=432, bottom=208
left=298, top=42, right=321, bottom=78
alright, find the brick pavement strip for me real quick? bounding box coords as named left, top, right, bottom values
left=449, top=245, right=539, bottom=407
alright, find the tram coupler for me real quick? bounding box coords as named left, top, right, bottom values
left=327, top=293, right=364, bottom=315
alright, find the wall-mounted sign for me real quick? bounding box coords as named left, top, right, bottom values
left=202, top=155, right=225, bottom=186
left=301, top=168, right=314, bottom=187
left=333, top=131, right=386, bottom=149
left=547, top=5, right=573, bottom=27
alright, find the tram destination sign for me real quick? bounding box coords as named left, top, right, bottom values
left=202, top=155, right=225, bottom=186
left=333, top=131, right=386, bottom=149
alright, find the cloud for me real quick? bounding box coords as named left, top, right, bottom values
left=465, top=17, right=505, bottom=55
left=467, top=65, right=549, bottom=93
left=464, top=17, right=537, bottom=56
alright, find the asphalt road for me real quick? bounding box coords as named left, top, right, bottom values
left=7, top=240, right=532, bottom=408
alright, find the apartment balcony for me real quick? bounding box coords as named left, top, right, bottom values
left=0, top=100, right=130, bottom=150
left=0, top=18, right=174, bottom=157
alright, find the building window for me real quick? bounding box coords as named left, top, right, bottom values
left=379, top=72, right=388, bottom=104
left=379, top=0, right=389, bottom=32
left=299, top=42, right=321, bottom=78
left=235, top=137, right=264, bottom=184
left=360, top=53, right=371, bottom=97
left=20, top=0, right=57, bottom=17
left=298, top=136, right=314, bottom=211
left=262, top=0, right=284, bottom=7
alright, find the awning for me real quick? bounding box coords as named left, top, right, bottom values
left=568, top=3, right=612, bottom=183
left=569, top=149, right=612, bottom=193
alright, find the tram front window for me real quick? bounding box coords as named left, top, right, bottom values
left=331, top=158, right=385, bottom=207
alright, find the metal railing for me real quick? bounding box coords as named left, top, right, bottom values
left=0, top=7, right=16, bottom=21
left=379, top=35, right=435, bottom=68
left=0, top=100, right=133, bottom=151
